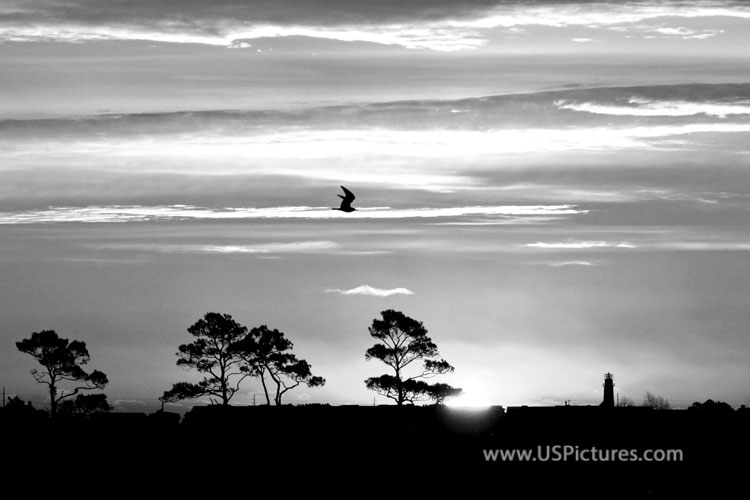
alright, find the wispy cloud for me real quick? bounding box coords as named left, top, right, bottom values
left=1, top=1, right=749, bottom=51
left=525, top=241, right=635, bottom=249
left=326, top=285, right=414, bottom=297
left=431, top=216, right=565, bottom=226
left=525, top=240, right=750, bottom=253
left=0, top=204, right=585, bottom=224
left=653, top=242, right=750, bottom=251
left=531, top=260, right=604, bottom=267
left=194, top=242, right=341, bottom=254
left=6, top=125, right=750, bottom=176
left=0, top=24, right=486, bottom=51
left=43, top=256, right=151, bottom=264
left=92, top=241, right=342, bottom=255
left=607, top=24, right=724, bottom=40
left=556, top=99, right=750, bottom=118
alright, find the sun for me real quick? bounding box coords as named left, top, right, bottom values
left=445, top=378, right=492, bottom=409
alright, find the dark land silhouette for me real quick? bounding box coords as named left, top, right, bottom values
left=2, top=401, right=749, bottom=495
left=6, top=310, right=749, bottom=494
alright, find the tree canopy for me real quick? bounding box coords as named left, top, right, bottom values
left=16, top=330, right=108, bottom=417
left=163, top=314, right=325, bottom=406
left=162, top=312, right=252, bottom=406
left=364, top=310, right=460, bottom=405
left=59, top=393, right=113, bottom=417
left=233, top=325, right=325, bottom=405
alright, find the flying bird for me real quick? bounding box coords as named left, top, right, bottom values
left=332, top=186, right=356, bottom=213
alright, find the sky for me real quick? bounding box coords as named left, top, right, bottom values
left=1, top=0, right=750, bottom=412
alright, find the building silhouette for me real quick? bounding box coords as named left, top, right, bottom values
left=601, top=372, right=615, bottom=407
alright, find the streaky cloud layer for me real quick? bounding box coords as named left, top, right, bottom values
left=326, top=285, right=415, bottom=297
left=556, top=99, right=750, bottom=118
left=526, top=241, right=636, bottom=249
left=532, top=260, right=603, bottom=266
left=1, top=1, right=750, bottom=51
left=0, top=204, right=586, bottom=224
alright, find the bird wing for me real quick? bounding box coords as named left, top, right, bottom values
left=340, top=186, right=355, bottom=202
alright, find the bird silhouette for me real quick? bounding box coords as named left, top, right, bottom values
left=332, top=186, right=356, bottom=213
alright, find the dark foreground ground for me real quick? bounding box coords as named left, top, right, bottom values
left=3, top=404, right=748, bottom=496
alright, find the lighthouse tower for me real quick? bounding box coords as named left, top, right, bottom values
left=601, top=372, right=615, bottom=408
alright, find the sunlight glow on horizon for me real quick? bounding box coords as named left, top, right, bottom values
left=446, top=378, right=492, bottom=409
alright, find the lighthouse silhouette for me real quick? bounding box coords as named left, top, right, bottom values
left=601, top=372, right=615, bottom=407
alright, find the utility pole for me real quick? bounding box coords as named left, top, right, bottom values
left=2, top=387, right=5, bottom=408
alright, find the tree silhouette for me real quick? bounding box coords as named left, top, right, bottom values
left=364, top=310, right=457, bottom=405
left=688, top=399, right=734, bottom=412
left=162, top=312, right=252, bottom=406
left=16, top=330, right=108, bottom=418
left=617, top=396, right=635, bottom=407
left=426, top=382, right=463, bottom=405
left=5, top=395, right=28, bottom=409
left=642, top=391, right=671, bottom=409
left=233, top=325, right=325, bottom=405
left=59, top=393, right=112, bottom=417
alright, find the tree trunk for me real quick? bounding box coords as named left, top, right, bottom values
left=274, top=383, right=281, bottom=406
left=220, top=364, right=229, bottom=405
left=49, top=382, right=57, bottom=418
left=395, top=369, right=404, bottom=405
left=260, top=373, right=271, bottom=405
left=271, top=370, right=281, bottom=405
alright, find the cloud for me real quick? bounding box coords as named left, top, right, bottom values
left=431, top=216, right=566, bottom=226
left=194, top=242, right=341, bottom=254
left=3, top=86, right=749, bottom=184
left=525, top=240, right=750, bottom=253
left=653, top=242, right=750, bottom=251
left=326, top=285, right=414, bottom=297
left=0, top=0, right=500, bottom=51
left=6, top=125, right=750, bottom=176
left=607, top=24, right=724, bottom=40
left=531, top=260, right=603, bottom=266
left=0, top=204, right=586, bottom=224
left=525, top=241, right=635, bottom=249
left=1, top=1, right=749, bottom=51
left=44, top=257, right=150, bottom=264
left=556, top=98, right=750, bottom=118
left=91, top=241, right=343, bottom=255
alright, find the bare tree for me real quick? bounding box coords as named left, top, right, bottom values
left=617, top=396, right=635, bottom=407
left=642, top=391, right=671, bottom=409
